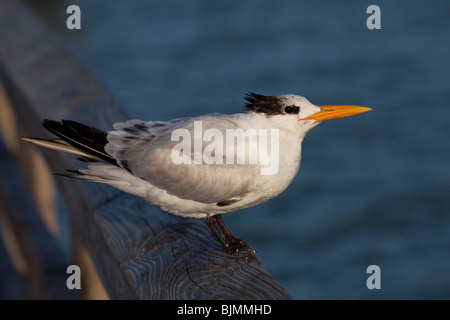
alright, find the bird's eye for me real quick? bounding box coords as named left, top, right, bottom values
left=284, top=106, right=295, bottom=114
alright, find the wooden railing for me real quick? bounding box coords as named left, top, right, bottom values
left=0, top=0, right=291, bottom=299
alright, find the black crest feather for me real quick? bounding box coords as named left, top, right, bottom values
left=244, top=92, right=284, bottom=115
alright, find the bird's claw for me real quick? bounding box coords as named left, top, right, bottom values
left=225, top=238, right=256, bottom=254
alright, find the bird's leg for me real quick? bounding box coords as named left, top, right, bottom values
left=206, top=216, right=229, bottom=251
left=205, top=215, right=256, bottom=254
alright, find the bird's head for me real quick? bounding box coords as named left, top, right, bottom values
left=244, top=92, right=371, bottom=134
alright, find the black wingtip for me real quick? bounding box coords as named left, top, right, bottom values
left=42, top=119, right=71, bottom=140
left=42, top=118, right=60, bottom=127
left=40, top=118, right=116, bottom=165
left=54, top=169, right=85, bottom=180
left=54, top=173, right=79, bottom=179
left=42, top=118, right=58, bottom=131
left=66, top=169, right=82, bottom=174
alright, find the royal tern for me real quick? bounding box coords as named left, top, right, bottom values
left=23, top=93, right=371, bottom=254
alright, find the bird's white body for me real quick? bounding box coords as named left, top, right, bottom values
left=25, top=93, right=369, bottom=223
left=34, top=95, right=314, bottom=219
left=84, top=96, right=321, bottom=218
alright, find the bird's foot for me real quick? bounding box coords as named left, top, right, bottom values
left=224, top=237, right=256, bottom=254
left=206, top=215, right=256, bottom=255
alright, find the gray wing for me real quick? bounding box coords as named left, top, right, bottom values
left=105, top=116, right=261, bottom=203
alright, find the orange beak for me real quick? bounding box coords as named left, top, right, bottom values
left=299, top=105, right=372, bottom=122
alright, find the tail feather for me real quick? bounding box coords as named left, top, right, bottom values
left=23, top=119, right=152, bottom=199
left=21, top=137, right=96, bottom=159
left=23, top=119, right=136, bottom=181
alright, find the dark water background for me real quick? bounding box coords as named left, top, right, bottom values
left=32, top=0, right=450, bottom=299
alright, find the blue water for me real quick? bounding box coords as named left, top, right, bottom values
left=39, top=0, right=450, bottom=299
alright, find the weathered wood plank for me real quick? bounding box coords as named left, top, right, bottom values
left=0, top=0, right=292, bottom=299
